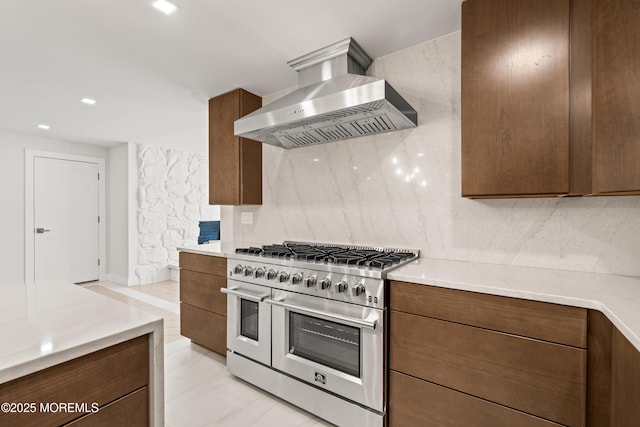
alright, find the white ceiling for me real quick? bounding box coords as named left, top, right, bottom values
left=0, top=0, right=461, bottom=150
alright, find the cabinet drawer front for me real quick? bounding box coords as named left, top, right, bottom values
left=0, top=335, right=149, bottom=427
left=390, top=311, right=586, bottom=426
left=390, top=281, right=587, bottom=348
left=389, top=370, right=562, bottom=427
left=180, top=269, right=227, bottom=315
left=66, top=387, right=148, bottom=426
left=179, top=252, right=226, bottom=276
left=180, top=303, right=226, bottom=356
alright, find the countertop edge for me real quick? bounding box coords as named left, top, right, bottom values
left=0, top=318, right=162, bottom=383
left=178, top=246, right=225, bottom=257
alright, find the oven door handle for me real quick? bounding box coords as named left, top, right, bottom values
left=264, top=298, right=377, bottom=330
left=220, top=287, right=269, bottom=302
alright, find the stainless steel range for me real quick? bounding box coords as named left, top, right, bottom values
left=221, top=241, right=418, bottom=427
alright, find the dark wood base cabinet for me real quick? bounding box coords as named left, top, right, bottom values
left=0, top=336, right=149, bottom=427
left=588, top=311, right=640, bottom=427
left=389, top=281, right=587, bottom=426
left=179, top=252, right=228, bottom=356
left=388, top=281, right=640, bottom=427
left=180, top=303, right=226, bottom=355
left=389, top=371, right=561, bottom=427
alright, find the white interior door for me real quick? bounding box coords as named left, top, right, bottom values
left=34, top=157, right=100, bottom=283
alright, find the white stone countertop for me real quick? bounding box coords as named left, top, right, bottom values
left=178, top=241, right=265, bottom=258
left=0, top=280, right=164, bottom=426
left=178, top=241, right=229, bottom=257
left=388, top=258, right=640, bottom=352
left=177, top=244, right=640, bottom=351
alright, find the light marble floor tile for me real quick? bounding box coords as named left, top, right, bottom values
left=132, top=280, right=181, bottom=304
left=85, top=280, right=333, bottom=426
left=98, top=281, right=180, bottom=314
left=84, top=283, right=183, bottom=344
left=164, top=339, right=332, bottom=427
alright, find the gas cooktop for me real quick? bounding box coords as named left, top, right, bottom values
left=227, top=241, right=419, bottom=307
left=236, top=242, right=416, bottom=268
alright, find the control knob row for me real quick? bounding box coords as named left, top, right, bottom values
left=232, top=265, right=364, bottom=297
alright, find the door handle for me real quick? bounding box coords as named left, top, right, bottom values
left=264, top=298, right=378, bottom=330
left=220, top=287, right=269, bottom=302
left=35, top=228, right=51, bottom=234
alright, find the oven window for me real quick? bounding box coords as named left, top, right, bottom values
left=240, top=299, right=259, bottom=341
left=289, top=312, right=360, bottom=377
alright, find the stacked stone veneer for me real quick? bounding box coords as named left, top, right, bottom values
left=136, top=145, right=216, bottom=283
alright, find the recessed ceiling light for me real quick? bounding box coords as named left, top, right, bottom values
left=80, top=97, right=96, bottom=105
left=37, top=124, right=50, bottom=130
left=152, top=0, right=179, bottom=15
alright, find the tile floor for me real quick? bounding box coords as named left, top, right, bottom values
left=85, top=280, right=332, bottom=427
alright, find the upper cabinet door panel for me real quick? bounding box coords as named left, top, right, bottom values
left=593, top=0, right=640, bottom=194
left=209, top=90, right=241, bottom=205
left=462, top=0, right=570, bottom=197
left=209, top=89, right=262, bottom=206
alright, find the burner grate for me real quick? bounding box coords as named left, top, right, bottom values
left=235, top=242, right=416, bottom=270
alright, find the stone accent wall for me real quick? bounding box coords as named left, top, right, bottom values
left=136, top=145, right=216, bottom=283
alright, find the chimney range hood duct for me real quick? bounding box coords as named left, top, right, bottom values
left=234, top=37, right=418, bottom=149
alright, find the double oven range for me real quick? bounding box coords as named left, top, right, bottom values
left=221, top=242, right=418, bottom=427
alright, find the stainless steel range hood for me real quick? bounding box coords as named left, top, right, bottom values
left=234, top=38, right=418, bottom=149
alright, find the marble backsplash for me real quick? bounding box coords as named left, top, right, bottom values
left=227, top=31, right=640, bottom=277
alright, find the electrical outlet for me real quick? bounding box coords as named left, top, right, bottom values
left=241, top=212, right=253, bottom=225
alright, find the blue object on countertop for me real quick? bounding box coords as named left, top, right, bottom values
left=198, top=220, right=220, bottom=244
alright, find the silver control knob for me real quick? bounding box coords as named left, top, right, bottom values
left=244, top=266, right=254, bottom=276
left=234, top=265, right=244, bottom=275
left=336, top=280, right=348, bottom=293
left=278, top=271, right=290, bottom=283
left=303, top=276, right=317, bottom=288
left=352, top=283, right=366, bottom=297
left=319, top=278, right=331, bottom=290
left=254, top=268, right=265, bottom=278
left=267, top=269, right=277, bottom=280
left=291, top=273, right=303, bottom=285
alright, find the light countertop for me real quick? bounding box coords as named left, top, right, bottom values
left=388, top=258, right=640, bottom=352
left=178, top=241, right=229, bottom=257
left=178, top=241, right=264, bottom=258
left=177, top=243, right=640, bottom=352
left=0, top=280, right=164, bottom=425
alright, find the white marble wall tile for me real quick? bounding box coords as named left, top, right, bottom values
left=231, top=31, right=640, bottom=278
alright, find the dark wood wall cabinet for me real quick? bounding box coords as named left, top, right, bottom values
left=179, top=252, right=228, bottom=356
left=209, top=88, right=262, bottom=205
left=462, top=0, right=640, bottom=197
left=0, top=336, right=149, bottom=427
left=388, top=281, right=640, bottom=427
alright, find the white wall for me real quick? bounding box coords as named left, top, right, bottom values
left=106, top=143, right=129, bottom=284
left=135, top=124, right=208, bottom=157
left=228, top=31, right=640, bottom=278
left=0, top=129, right=108, bottom=284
